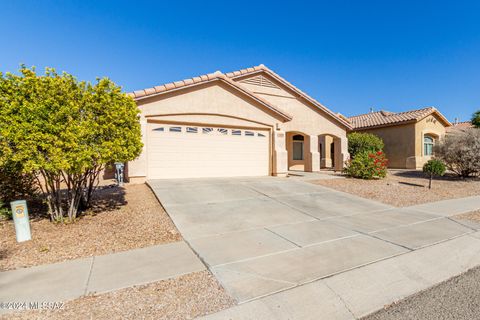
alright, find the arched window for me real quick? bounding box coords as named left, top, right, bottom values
left=292, top=134, right=304, bottom=160
left=292, top=134, right=304, bottom=141
left=424, top=135, right=434, bottom=156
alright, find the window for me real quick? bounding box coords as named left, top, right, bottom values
left=232, top=130, right=242, bottom=136
left=245, top=131, right=255, bottom=136
left=153, top=127, right=164, bottom=132
left=293, top=141, right=304, bottom=160
left=292, top=134, right=304, bottom=141
left=202, top=127, right=213, bottom=134
left=217, top=128, right=228, bottom=135
left=424, top=135, right=434, bottom=156
left=292, top=134, right=304, bottom=160
left=257, top=133, right=266, bottom=137
left=169, top=127, right=181, bottom=132
left=186, top=127, right=198, bottom=133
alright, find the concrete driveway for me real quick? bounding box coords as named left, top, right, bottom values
left=149, top=177, right=475, bottom=303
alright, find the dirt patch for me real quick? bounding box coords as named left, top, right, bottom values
left=456, top=210, right=480, bottom=223
left=1, top=270, right=235, bottom=320
left=0, top=183, right=181, bottom=271
left=311, top=170, right=480, bottom=207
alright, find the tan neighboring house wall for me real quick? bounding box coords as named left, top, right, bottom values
left=356, top=123, right=416, bottom=169
left=348, top=108, right=451, bottom=169
left=127, top=65, right=351, bottom=181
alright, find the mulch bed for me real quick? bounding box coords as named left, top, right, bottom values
left=0, top=271, right=235, bottom=320
left=0, top=183, right=181, bottom=271
left=311, top=170, right=480, bottom=207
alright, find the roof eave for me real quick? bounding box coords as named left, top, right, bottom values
left=130, top=76, right=292, bottom=122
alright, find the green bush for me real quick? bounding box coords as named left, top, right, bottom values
left=0, top=66, right=143, bottom=221
left=472, top=110, right=480, bottom=128
left=0, top=201, right=12, bottom=220
left=423, top=159, right=446, bottom=189
left=0, top=161, right=38, bottom=207
left=344, top=150, right=388, bottom=179
left=347, top=132, right=384, bottom=158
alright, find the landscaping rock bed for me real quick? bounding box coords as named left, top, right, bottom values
left=0, top=183, right=181, bottom=271
left=1, top=271, right=235, bottom=320
left=311, top=170, right=480, bottom=207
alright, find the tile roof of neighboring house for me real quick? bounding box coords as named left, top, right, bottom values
left=446, top=121, right=474, bottom=132
left=348, top=107, right=451, bottom=130
left=128, top=70, right=292, bottom=121
left=128, top=64, right=351, bottom=129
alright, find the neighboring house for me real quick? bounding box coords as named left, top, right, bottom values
left=127, top=65, right=351, bottom=181
left=446, top=121, right=473, bottom=133
left=348, top=107, right=451, bottom=169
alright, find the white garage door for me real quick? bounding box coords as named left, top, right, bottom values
left=147, top=123, right=270, bottom=179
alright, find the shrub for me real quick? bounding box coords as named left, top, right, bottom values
left=347, top=132, right=384, bottom=158
left=0, top=201, right=11, bottom=220
left=472, top=110, right=480, bottom=128
left=344, top=150, right=388, bottom=179
left=435, top=128, right=480, bottom=177
left=0, top=66, right=143, bottom=222
left=423, top=159, right=446, bottom=189
left=0, top=161, right=38, bottom=206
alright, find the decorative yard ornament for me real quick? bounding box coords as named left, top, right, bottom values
left=10, top=200, right=32, bottom=242
left=115, top=162, right=125, bottom=186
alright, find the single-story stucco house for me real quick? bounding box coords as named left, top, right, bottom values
left=347, top=107, right=451, bottom=169
left=126, top=65, right=351, bottom=182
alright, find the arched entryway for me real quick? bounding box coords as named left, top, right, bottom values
left=319, top=134, right=344, bottom=171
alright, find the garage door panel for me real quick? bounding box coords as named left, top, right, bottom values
left=147, top=123, right=269, bottom=179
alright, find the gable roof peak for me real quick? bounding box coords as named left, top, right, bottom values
left=225, top=65, right=352, bottom=129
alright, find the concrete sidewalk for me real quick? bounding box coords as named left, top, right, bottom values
left=199, top=232, right=480, bottom=320
left=0, top=241, right=205, bottom=314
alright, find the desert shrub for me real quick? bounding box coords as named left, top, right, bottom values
left=423, top=159, right=446, bottom=189
left=347, top=132, right=384, bottom=158
left=435, top=128, right=480, bottom=177
left=344, top=150, right=388, bottom=179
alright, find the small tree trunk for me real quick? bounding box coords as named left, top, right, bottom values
left=429, top=173, right=433, bottom=189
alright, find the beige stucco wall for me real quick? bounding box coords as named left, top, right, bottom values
left=413, top=114, right=447, bottom=168
left=354, top=114, right=448, bottom=169
left=238, top=81, right=347, bottom=138
left=356, top=123, right=416, bottom=169
left=237, top=75, right=348, bottom=171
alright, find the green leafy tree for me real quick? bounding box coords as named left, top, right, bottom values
left=347, top=132, right=384, bottom=158
left=0, top=66, right=142, bottom=221
left=422, top=159, right=446, bottom=189
left=472, top=110, right=480, bottom=128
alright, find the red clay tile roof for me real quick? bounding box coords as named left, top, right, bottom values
left=446, top=121, right=474, bottom=132
left=128, top=64, right=351, bottom=128
left=348, top=107, right=451, bottom=130
left=128, top=70, right=292, bottom=121
left=225, top=65, right=352, bottom=129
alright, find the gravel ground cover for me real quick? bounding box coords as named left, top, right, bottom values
left=362, top=266, right=480, bottom=320
left=311, top=170, right=480, bottom=207
left=0, top=183, right=181, bottom=271
left=456, top=210, right=480, bottom=223
left=0, top=270, right=235, bottom=320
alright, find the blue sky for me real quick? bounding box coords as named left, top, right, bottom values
left=1, top=0, right=479, bottom=121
